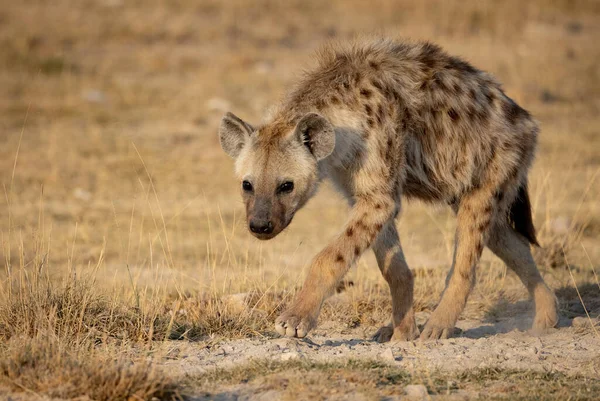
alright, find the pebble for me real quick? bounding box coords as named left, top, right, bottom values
left=82, top=89, right=106, bottom=103
left=573, top=316, right=598, bottom=328
left=379, top=347, right=397, bottom=362
left=404, top=384, right=429, bottom=399
left=280, top=351, right=301, bottom=361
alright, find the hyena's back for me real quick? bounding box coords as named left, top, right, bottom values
left=285, top=39, right=539, bottom=217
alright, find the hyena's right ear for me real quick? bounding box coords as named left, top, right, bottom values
left=219, top=112, right=254, bottom=158
left=294, top=113, right=335, bottom=161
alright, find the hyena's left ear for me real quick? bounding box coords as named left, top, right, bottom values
left=294, top=113, right=335, bottom=161
left=219, top=112, right=254, bottom=158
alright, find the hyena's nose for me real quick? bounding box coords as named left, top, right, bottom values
left=249, top=219, right=274, bottom=235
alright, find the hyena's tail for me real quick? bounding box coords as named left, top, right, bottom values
left=508, top=184, right=540, bottom=246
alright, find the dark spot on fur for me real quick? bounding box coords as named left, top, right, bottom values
left=495, top=191, right=504, bottom=202
left=418, top=43, right=440, bottom=69
left=367, top=118, right=375, bottom=128
left=342, top=81, right=350, bottom=89
left=447, top=108, right=459, bottom=121
left=484, top=89, right=495, bottom=104
left=431, top=72, right=448, bottom=91
left=355, top=220, right=366, bottom=231
left=447, top=57, right=478, bottom=75
left=331, top=95, right=340, bottom=105
left=369, top=60, right=380, bottom=70
left=503, top=98, right=529, bottom=125
left=468, top=105, right=490, bottom=125
left=375, top=223, right=383, bottom=232
left=469, top=88, right=477, bottom=101
left=336, top=253, right=345, bottom=263
left=483, top=203, right=493, bottom=214
left=375, top=203, right=382, bottom=209
left=364, top=104, right=373, bottom=116
left=354, top=246, right=361, bottom=256
left=346, top=227, right=354, bottom=237
left=360, top=88, right=372, bottom=98
left=353, top=71, right=362, bottom=84
left=377, top=104, right=384, bottom=124
left=459, top=268, right=472, bottom=281
left=372, top=80, right=383, bottom=91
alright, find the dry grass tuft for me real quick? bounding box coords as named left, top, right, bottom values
left=0, top=268, right=282, bottom=346
left=0, top=336, right=179, bottom=401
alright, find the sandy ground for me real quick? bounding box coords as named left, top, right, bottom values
left=162, top=310, right=600, bottom=400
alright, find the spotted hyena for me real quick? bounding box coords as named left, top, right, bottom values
left=218, top=38, right=558, bottom=341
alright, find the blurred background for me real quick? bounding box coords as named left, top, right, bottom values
left=1, top=0, right=599, bottom=297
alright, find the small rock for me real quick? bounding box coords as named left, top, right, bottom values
left=73, top=187, right=92, bottom=201
left=573, top=316, right=599, bottom=328
left=272, top=337, right=293, bottom=350
left=404, top=384, right=428, bottom=399
left=379, top=347, right=396, bottom=362
left=82, top=90, right=106, bottom=104
left=280, top=351, right=301, bottom=361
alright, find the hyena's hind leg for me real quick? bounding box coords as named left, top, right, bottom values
left=420, top=186, right=498, bottom=340
left=487, top=222, right=558, bottom=331
left=372, top=221, right=420, bottom=342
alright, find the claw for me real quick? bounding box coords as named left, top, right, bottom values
left=275, top=308, right=316, bottom=338
left=420, top=321, right=454, bottom=341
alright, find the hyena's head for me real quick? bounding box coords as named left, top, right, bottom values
left=219, top=112, right=335, bottom=240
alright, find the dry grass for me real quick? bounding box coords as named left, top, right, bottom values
left=191, top=359, right=600, bottom=400
left=0, top=336, right=179, bottom=401
left=0, top=0, right=599, bottom=399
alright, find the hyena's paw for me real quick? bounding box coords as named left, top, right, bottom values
left=420, top=316, right=455, bottom=341
left=275, top=308, right=318, bottom=338
left=373, top=323, right=420, bottom=343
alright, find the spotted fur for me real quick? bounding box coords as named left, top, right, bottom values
left=218, top=37, right=558, bottom=341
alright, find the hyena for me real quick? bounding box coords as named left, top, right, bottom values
left=218, top=38, right=558, bottom=341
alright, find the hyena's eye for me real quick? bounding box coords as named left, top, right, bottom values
left=277, top=181, right=294, bottom=194
left=242, top=180, right=253, bottom=192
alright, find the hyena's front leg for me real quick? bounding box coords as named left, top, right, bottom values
left=420, top=189, right=496, bottom=340
left=275, top=196, right=396, bottom=338
left=372, top=221, right=420, bottom=342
